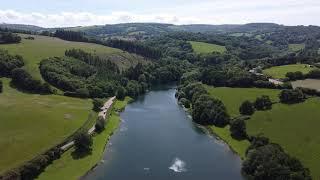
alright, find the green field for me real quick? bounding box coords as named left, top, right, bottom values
left=189, top=41, right=226, bottom=54
left=0, top=78, right=95, bottom=174
left=263, top=64, right=316, bottom=79
left=209, top=126, right=250, bottom=159
left=247, top=98, right=320, bottom=179
left=288, top=43, right=305, bottom=52
left=0, top=34, right=147, bottom=80
left=37, top=97, right=131, bottom=180
left=205, top=86, right=280, bottom=117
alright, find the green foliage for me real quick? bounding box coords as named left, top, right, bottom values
left=247, top=98, right=320, bottom=178
left=0, top=32, right=21, bottom=44
left=178, top=98, right=190, bottom=108
left=92, top=99, right=104, bottom=112
left=230, top=119, right=247, bottom=140
left=0, top=49, right=24, bottom=77
left=95, top=116, right=106, bottom=133
left=11, top=68, right=52, bottom=94
left=279, top=89, right=305, bottom=104
left=243, top=143, right=311, bottom=180
left=74, top=131, right=93, bottom=153
left=286, top=71, right=304, bottom=81
left=254, top=95, right=272, bottom=110
left=116, top=86, right=126, bottom=100
left=239, top=100, right=255, bottom=115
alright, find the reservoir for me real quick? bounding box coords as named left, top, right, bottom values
left=84, top=87, right=243, bottom=180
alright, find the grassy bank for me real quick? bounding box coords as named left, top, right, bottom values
left=189, top=41, right=226, bottom=54
left=37, top=97, right=132, bottom=180
left=208, top=126, right=250, bottom=159
left=247, top=98, right=320, bottom=179
left=0, top=78, right=94, bottom=174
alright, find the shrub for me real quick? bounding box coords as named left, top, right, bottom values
left=243, top=143, right=311, bottom=180
left=279, top=89, right=305, bottom=104
left=95, top=116, right=106, bottom=132
left=285, top=71, right=304, bottom=81
left=116, top=86, right=126, bottom=100
left=254, top=95, right=272, bottom=110
left=92, top=98, right=104, bottom=112
left=230, top=119, right=247, bottom=140
left=74, top=131, right=93, bottom=153
left=179, top=98, right=190, bottom=108
left=239, top=100, right=255, bottom=115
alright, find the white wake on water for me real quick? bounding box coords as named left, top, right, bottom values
left=169, top=158, right=187, bottom=172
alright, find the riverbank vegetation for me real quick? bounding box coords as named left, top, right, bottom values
left=37, top=97, right=131, bottom=180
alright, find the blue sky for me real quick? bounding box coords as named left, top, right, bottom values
left=0, top=0, right=319, bottom=27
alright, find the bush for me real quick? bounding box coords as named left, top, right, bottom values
left=306, top=69, right=320, bottom=79
left=279, top=89, right=305, bottom=104
left=74, top=131, right=93, bottom=153
left=239, top=100, right=255, bottom=115
left=95, top=116, right=106, bottom=132
left=0, top=49, right=24, bottom=77
left=230, top=119, right=247, bottom=140
left=243, top=143, right=311, bottom=180
left=285, top=71, right=304, bottom=81
left=92, top=98, right=104, bottom=112
left=254, top=95, right=272, bottom=110
left=179, top=98, right=190, bottom=108
left=11, top=68, right=52, bottom=94
left=116, top=86, right=126, bottom=100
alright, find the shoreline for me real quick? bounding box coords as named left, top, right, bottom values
left=37, top=97, right=132, bottom=180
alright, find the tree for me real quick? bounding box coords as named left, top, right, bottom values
left=74, top=131, right=93, bottom=153
left=116, top=86, right=126, bottom=100
left=242, top=144, right=311, bottom=180
left=95, top=116, right=106, bottom=132
left=254, top=95, right=272, bottom=110
left=92, top=98, right=104, bottom=112
left=279, top=89, right=305, bottom=104
left=285, top=71, right=304, bottom=81
left=239, top=100, right=255, bottom=115
left=179, top=98, right=190, bottom=108
left=230, top=119, right=247, bottom=140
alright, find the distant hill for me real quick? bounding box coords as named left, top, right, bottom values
left=0, top=23, right=45, bottom=32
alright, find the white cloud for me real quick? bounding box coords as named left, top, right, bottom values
left=0, top=0, right=319, bottom=27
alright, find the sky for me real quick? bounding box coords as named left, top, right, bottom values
left=0, top=0, right=319, bottom=27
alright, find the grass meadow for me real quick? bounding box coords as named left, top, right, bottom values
left=247, top=98, right=320, bottom=179
left=263, top=64, right=315, bottom=79
left=189, top=41, right=226, bottom=54
left=0, top=78, right=94, bottom=174
left=288, top=43, right=305, bottom=52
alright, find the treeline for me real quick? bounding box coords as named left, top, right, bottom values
left=40, top=49, right=188, bottom=99
left=0, top=148, right=61, bottom=180
left=200, top=66, right=290, bottom=89
left=54, top=30, right=162, bottom=59
left=11, top=68, right=52, bottom=94
left=285, top=69, right=320, bottom=81
left=176, top=82, right=229, bottom=127
left=54, top=30, right=88, bottom=42
left=0, top=32, right=21, bottom=44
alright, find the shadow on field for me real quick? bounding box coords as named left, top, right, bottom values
left=71, top=149, right=92, bottom=159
